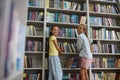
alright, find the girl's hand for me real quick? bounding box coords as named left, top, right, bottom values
left=59, top=51, right=62, bottom=55
left=60, top=46, right=64, bottom=52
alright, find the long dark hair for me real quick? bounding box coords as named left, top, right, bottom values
left=46, top=25, right=58, bottom=58
left=49, top=26, right=54, bottom=37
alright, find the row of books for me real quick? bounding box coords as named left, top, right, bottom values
left=63, top=57, right=80, bottom=68
left=58, top=28, right=78, bottom=38
left=58, top=42, right=77, bottom=53
left=91, top=72, right=120, bottom=80
left=23, top=73, right=41, bottom=80
left=89, top=4, right=119, bottom=14
left=24, top=55, right=42, bottom=68
left=25, top=40, right=43, bottom=51
left=47, top=38, right=79, bottom=51
left=48, top=0, right=86, bottom=11
left=26, top=25, right=43, bottom=36
left=47, top=12, right=86, bottom=24
left=28, top=0, right=45, bottom=7
left=46, top=27, right=78, bottom=38
left=43, top=57, right=79, bottom=69
left=91, top=58, right=120, bottom=68
left=91, top=28, right=120, bottom=40
left=61, top=57, right=120, bottom=68
left=90, top=17, right=118, bottom=26
left=28, top=11, right=44, bottom=21
left=63, top=73, right=79, bottom=80
left=27, top=12, right=119, bottom=26
left=91, top=43, right=120, bottom=53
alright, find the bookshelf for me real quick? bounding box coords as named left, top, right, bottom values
left=89, top=0, right=120, bottom=76
left=24, top=0, right=45, bottom=80
left=89, top=2, right=120, bottom=78
left=24, top=0, right=120, bottom=80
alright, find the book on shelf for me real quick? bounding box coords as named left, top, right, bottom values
left=28, top=0, right=45, bottom=8
left=115, top=58, right=120, bottom=68
left=91, top=42, right=120, bottom=53
left=48, top=0, right=86, bottom=11
left=46, top=26, right=50, bottom=37
left=32, top=57, right=42, bottom=68
left=58, top=42, right=77, bottom=53
left=91, top=72, right=120, bottom=80
left=89, top=3, right=120, bottom=14
left=60, top=56, right=80, bottom=68
left=46, top=27, right=78, bottom=38
left=26, top=25, right=43, bottom=36
left=59, top=56, right=67, bottom=68
left=44, top=58, right=48, bottom=68
left=91, top=28, right=119, bottom=40
left=91, top=58, right=120, bottom=68
left=89, top=4, right=94, bottom=12
left=116, top=0, right=120, bottom=11
left=115, top=31, right=120, bottom=40
left=70, top=15, right=78, bottom=23
left=46, top=12, right=54, bottom=22
left=25, top=40, right=43, bottom=51
left=46, top=12, right=86, bottom=24
left=90, top=16, right=118, bottom=26
left=65, top=57, right=74, bottom=68
left=23, top=73, right=41, bottom=80
left=24, top=55, right=42, bottom=68
left=63, top=73, right=79, bottom=80
left=28, top=11, right=44, bottom=21
left=79, top=16, right=87, bottom=24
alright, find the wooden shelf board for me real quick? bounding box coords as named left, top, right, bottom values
left=61, top=52, right=79, bottom=55
left=47, top=22, right=79, bottom=26
left=25, top=51, right=43, bottom=54
left=91, top=68, right=120, bottom=71
left=62, top=68, right=80, bottom=70
left=45, top=68, right=81, bottom=70
left=90, top=25, right=120, bottom=30
left=28, top=6, right=44, bottom=11
left=57, top=37, right=77, bottom=40
left=89, top=0, right=116, bottom=5
left=93, top=53, right=120, bottom=56
left=90, top=12, right=120, bottom=18
left=26, top=36, right=43, bottom=38
left=24, top=68, right=43, bottom=70
left=93, top=39, right=120, bottom=42
left=47, top=8, right=86, bottom=15
left=27, top=20, right=44, bottom=24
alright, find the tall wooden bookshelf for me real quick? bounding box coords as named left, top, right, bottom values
left=24, top=0, right=45, bottom=80
left=89, top=0, right=120, bottom=79
left=24, top=0, right=120, bottom=80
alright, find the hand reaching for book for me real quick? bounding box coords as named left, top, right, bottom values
left=59, top=46, right=64, bottom=55
left=60, top=46, right=64, bottom=52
